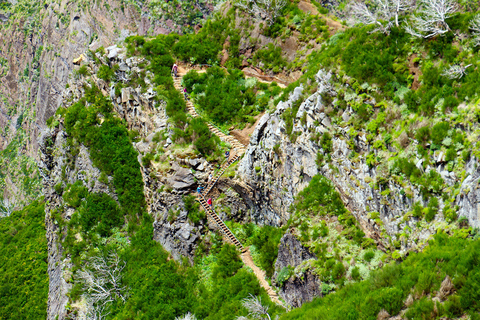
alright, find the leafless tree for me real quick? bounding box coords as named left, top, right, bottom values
left=78, top=252, right=128, bottom=319
left=405, top=0, right=458, bottom=38
left=175, top=312, right=198, bottom=320
left=441, top=64, right=472, bottom=79
left=0, top=197, right=16, bottom=218
left=469, top=14, right=480, bottom=46
left=236, top=294, right=275, bottom=320
left=350, top=0, right=412, bottom=34
left=235, top=0, right=287, bottom=26
left=85, top=300, right=110, bottom=320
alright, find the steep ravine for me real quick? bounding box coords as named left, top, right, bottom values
left=38, top=47, right=256, bottom=317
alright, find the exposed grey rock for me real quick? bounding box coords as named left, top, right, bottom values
left=167, top=163, right=195, bottom=190
left=152, top=192, right=201, bottom=263
left=39, top=127, right=113, bottom=320
left=280, top=271, right=322, bottom=308
left=275, top=234, right=316, bottom=270
left=107, top=45, right=119, bottom=59
left=118, top=61, right=130, bottom=72
left=273, top=234, right=320, bottom=308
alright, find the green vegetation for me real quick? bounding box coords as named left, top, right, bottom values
left=124, top=35, right=223, bottom=158
left=281, top=232, right=480, bottom=320
left=63, top=84, right=145, bottom=217
left=183, top=67, right=282, bottom=129
left=54, top=38, right=283, bottom=319
left=287, top=175, right=382, bottom=290
left=184, top=194, right=206, bottom=224
left=228, top=223, right=285, bottom=278
left=0, top=200, right=48, bottom=320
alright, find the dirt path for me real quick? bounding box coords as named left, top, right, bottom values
left=241, top=248, right=284, bottom=306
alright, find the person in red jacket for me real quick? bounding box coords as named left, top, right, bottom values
left=207, top=198, right=212, bottom=209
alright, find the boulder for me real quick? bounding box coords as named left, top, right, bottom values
left=168, top=164, right=195, bottom=190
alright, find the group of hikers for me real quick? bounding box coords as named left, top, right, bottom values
left=196, top=151, right=231, bottom=211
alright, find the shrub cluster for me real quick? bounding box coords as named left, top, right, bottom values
left=281, top=232, right=480, bottom=320
left=0, top=201, right=48, bottom=320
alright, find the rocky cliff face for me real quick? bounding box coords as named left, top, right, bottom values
left=273, top=233, right=320, bottom=308
left=39, top=126, right=113, bottom=319
left=237, top=71, right=480, bottom=252
left=37, top=44, right=258, bottom=317
left=0, top=0, right=219, bottom=206
left=0, top=0, right=142, bottom=205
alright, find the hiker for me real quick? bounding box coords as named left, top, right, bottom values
left=172, top=63, right=178, bottom=77
left=183, top=87, right=188, bottom=99
left=208, top=173, right=213, bottom=183
left=207, top=198, right=213, bottom=209
left=225, top=150, right=230, bottom=159
left=197, top=186, right=203, bottom=194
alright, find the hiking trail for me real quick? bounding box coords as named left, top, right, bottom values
left=173, top=69, right=283, bottom=307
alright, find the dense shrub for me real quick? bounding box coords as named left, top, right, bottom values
left=64, top=86, right=145, bottom=217
left=79, top=193, right=123, bottom=237
left=253, top=43, right=287, bottom=72
left=212, top=244, right=243, bottom=280
left=184, top=67, right=253, bottom=125
left=171, top=18, right=230, bottom=64
left=0, top=201, right=48, bottom=320
left=294, top=175, right=348, bottom=218
left=184, top=194, right=205, bottom=224
left=63, top=180, right=88, bottom=208
left=97, top=64, right=115, bottom=82
left=250, top=226, right=284, bottom=278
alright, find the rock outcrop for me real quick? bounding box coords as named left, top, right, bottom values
left=39, top=126, right=113, bottom=319
left=152, top=192, right=203, bottom=263
left=273, top=234, right=320, bottom=308
left=237, top=71, right=480, bottom=253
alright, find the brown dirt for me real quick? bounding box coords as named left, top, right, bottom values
left=408, top=54, right=422, bottom=90
left=298, top=0, right=345, bottom=35
left=298, top=0, right=319, bottom=14
left=242, top=67, right=289, bottom=87
left=230, top=112, right=264, bottom=145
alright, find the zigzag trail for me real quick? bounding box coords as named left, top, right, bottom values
left=173, top=69, right=283, bottom=307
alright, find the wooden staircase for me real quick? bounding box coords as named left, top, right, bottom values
left=173, top=75, right=246, bottom=154
left=172, top=70, right=283, bottom=307
left=202, top=154, right=240, bottom=196
left=197, top=194, right=244, bottom=250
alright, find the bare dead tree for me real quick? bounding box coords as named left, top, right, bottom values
left=78, top=252, right=128, bottom=319
left=175, top=312, right=198, bottom=320
left=85, top=300, right=110, bottom=320
left=441, top=64, right=472, bottom=79
left=350, top=0, right=412, bottom=34
left=0, top=197, right=16, bottom=218
left=235, top=0, right=287, bottom=26
left=469, top=14, right=480, bottom=46
left=236, top=294, right=272, bottom=320
left=405, top=0, right=458, bottom=38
